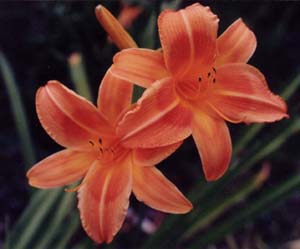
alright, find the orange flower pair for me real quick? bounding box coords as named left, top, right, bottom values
left=27, top=2, right=288, bottom=244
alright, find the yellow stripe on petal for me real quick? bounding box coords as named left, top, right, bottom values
left=78, top=157, right=132, bottom=243
left=192, top=113, right=232, bottom=181
left=27, top=149, right=95, bottom=189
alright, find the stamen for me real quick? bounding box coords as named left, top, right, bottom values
left=64, top=184, right=82, bottom=192
left=212, top=67, right=216, bottom=73
left=198, top=77, right=202, bottom=82
left=213, top=78, right=216, bottom=83
left=99, top=148, right=103, bottom=154
left=89, top=141, right=94, bottom=146
left=98, top=138, right=102, bottom=145
left=208, top=72, right=211, bottom=78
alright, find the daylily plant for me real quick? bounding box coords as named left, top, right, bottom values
left=111, top=3, right=288, bottom=181
left=26, top=70, right=192, bottom=243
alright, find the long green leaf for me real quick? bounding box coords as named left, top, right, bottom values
left=53, top=212, right=80, bottom=249
left=233, top=73, right=300, bottom=155
left=68, top=52, right=93, bottom=101
left=180, top=165, right=270, bottom=241
left=143, top=117, right=300, bottom=248
left=189, top=173, right=300, bottom=248
left=0, top=51, right=36, bottom=167
left=11, top=189, right=63, bottom=249
left=31, top=192, right=76, bottom=249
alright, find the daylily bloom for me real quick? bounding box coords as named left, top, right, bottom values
left=26, top=70, right=192, bottom=243
left=110, top=3, right=288, bottom=181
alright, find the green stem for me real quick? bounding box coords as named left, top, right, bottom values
left=52, top=212, right=80, bottom=249
left=0, top=51, right=36, bottom=167
left=143, top=118, right=300, bottom=248
left=233, top=73, right=300, bottom=155
left=180, top=165, right=270, bottom=241
left=31, top=192, right=76, bottom=249
left=189, top=173, right=300, bottom=248
left=12, top=189, right=63, bottom=249
left=68, top=52, right=93, bottom=101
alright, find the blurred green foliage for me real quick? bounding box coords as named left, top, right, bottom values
left=0, top=1, right=300, bottom=249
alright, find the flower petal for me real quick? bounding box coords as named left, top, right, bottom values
left=117, top=78, right=192, bottom=148
left=158, top=3, right=219, bottom=78
left=209, top=63, right=288, bottom=123
left=27, top=149, right=96, bottom=189
left=215, top=18, right=256, bottom=66
left=133, top=141, right=182, bottom=166
left=98, top=69, right=133, bottom=124
left=192, top=113, right=232, bottom=181
left=133, top=165, right=192, bottom=213
left=36, top=81, right=113, bottom=149
left=78, top=157, right=132, bottom=243
left=111, top=48, right=169, bottom=88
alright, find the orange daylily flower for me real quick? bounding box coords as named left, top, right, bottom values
left=110, top=3, right=288, bottom=181
left=26, top=70, right=192, bottom=243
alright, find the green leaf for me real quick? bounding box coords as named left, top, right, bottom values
left=31, top=191, right=76, bottom=249
left=68, top=52, right=93, bottom=101
left=188, top=173, right=300, bottom=248
left=0, top=51, right=36, bottom=167
left=143, top=117, right=300, bottom=248
left=233, top=73, right=300, bottom=155
left=7, top=189, right=63, bottom=249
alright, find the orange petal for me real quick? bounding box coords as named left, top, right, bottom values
left=98, top=69, right=133, bottom=124
left=36, top=81, right=113, bottom=149
left=27, top=149, right=95, bottom=189
left=133, top=165, right=192, bottom=213
left=78, top=157, right=132, bottom=243
left=158, top=3, right=219, bottom=78
left=111, top=48, right=169, bottom=88
left=117, top=78, right=192, bottom=148
left=192, top=113, right=232, bottom=181
left=133, top=141, right=182, bottom=166
left=95, top=5, right=137, bottom=49
left=209, top=63, right=288, bottom=123
left=215, top=18, right=256, bottom=66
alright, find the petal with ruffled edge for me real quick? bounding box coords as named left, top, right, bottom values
left=208, top=63, right=288, bottom=124
left=27, top=149, right=96, bottom=189
left=133, top=141, right=182, bottom=166
left=192, top=113, right=232, bottom=181
left=117, top=78, right=193, bottom=148
left=133, top=165, right=192, bottom=213
left=111, top=48, right=169, bottom=88
left=36, top=81, right=113, bottom=150
left=158, top=3, right=219, bottom=78
left=215, top=18, right=256, bottom=66
left=78, top=157, right=132, bottom=244
left=98, top=69, right=133, bottom=124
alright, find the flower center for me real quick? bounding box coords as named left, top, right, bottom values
left=88, top=137, right=129, bottom=164
left=175, top=67, right=217, bottom=102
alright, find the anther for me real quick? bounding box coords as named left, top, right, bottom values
left=208, top=72, right=211, bottom=78
left=198, top=77, right=202, bottom=82
left=213, top=78, right=216, bottom=83
left=212, top=67, right=216, bottom=73
left=99, top=148, right=103, bottom=154
left=89, top=141, right=94, bottom=146
left=98, top=138, right=102, bottom=145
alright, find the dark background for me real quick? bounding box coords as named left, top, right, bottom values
left=0, top=1, right=300, bottom=248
